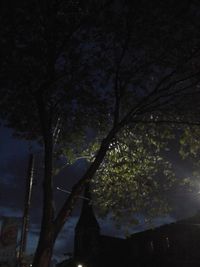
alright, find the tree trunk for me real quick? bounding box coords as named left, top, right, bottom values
left=32, top=137, right=54, bottom=267
left=53, top=128, right=116, bottom=236
left=32, top=107, right=55, bottom=267
left=32, top=122, right=116, bottom=267
left=32, top=227, right=55, bottom=267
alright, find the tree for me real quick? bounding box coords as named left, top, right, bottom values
left=1, top=1, right=113, bottom=266
left=1, top=1, right=200, bottom=267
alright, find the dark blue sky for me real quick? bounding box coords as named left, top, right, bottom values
left=1, top=125, right=200, bottom=261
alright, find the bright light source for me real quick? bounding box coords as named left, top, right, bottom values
left=77, top=264, right=83, bottom=267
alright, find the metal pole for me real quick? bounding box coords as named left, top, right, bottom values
left=19, top=154, right=35, bottom=266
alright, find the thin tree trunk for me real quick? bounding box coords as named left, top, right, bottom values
left=53, top=128, right=116, bottom=238
left=32, top=129, right=55, bottom=267
left=32, top=227, right=55, bottom=267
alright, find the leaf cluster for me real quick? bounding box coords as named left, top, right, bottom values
left=91, top=123, right=177, bottom=222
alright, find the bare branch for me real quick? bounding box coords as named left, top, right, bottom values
left=113, top=28, right=131, bottom=126
left=137, top=80, right=200, bottom=116
left=131, top=119, right=200, bottom=127
left=118, top=69, right=200, bottom=130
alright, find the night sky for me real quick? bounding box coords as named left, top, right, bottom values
left=1, top=126, right=200, bottom=262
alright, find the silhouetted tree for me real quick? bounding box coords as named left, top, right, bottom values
left=1, top=1, right=200, bottom=266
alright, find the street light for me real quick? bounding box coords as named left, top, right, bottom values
left=77, top=264, right=83, bottom=267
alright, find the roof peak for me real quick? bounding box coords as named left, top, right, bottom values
left=75, top=183, right=100, bottom=230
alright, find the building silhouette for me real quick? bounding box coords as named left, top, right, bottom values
left=58, top=186, right=200, bottom=267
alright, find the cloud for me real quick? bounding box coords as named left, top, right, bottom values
left=0, top=126, right=29, bottom=160
left=26, top=217, right=79, bottom=260
left=0, top=206, right=22, bottom=217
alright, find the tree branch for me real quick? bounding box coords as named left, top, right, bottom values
left=53, top=127, right=116, bottom=237
left=131, top=119, right=200, bottom=127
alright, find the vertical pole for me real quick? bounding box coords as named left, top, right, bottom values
left=19, top=154, right=35, bottom=266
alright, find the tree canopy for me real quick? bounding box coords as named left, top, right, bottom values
left=1, top=0, right=200, bottom=266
